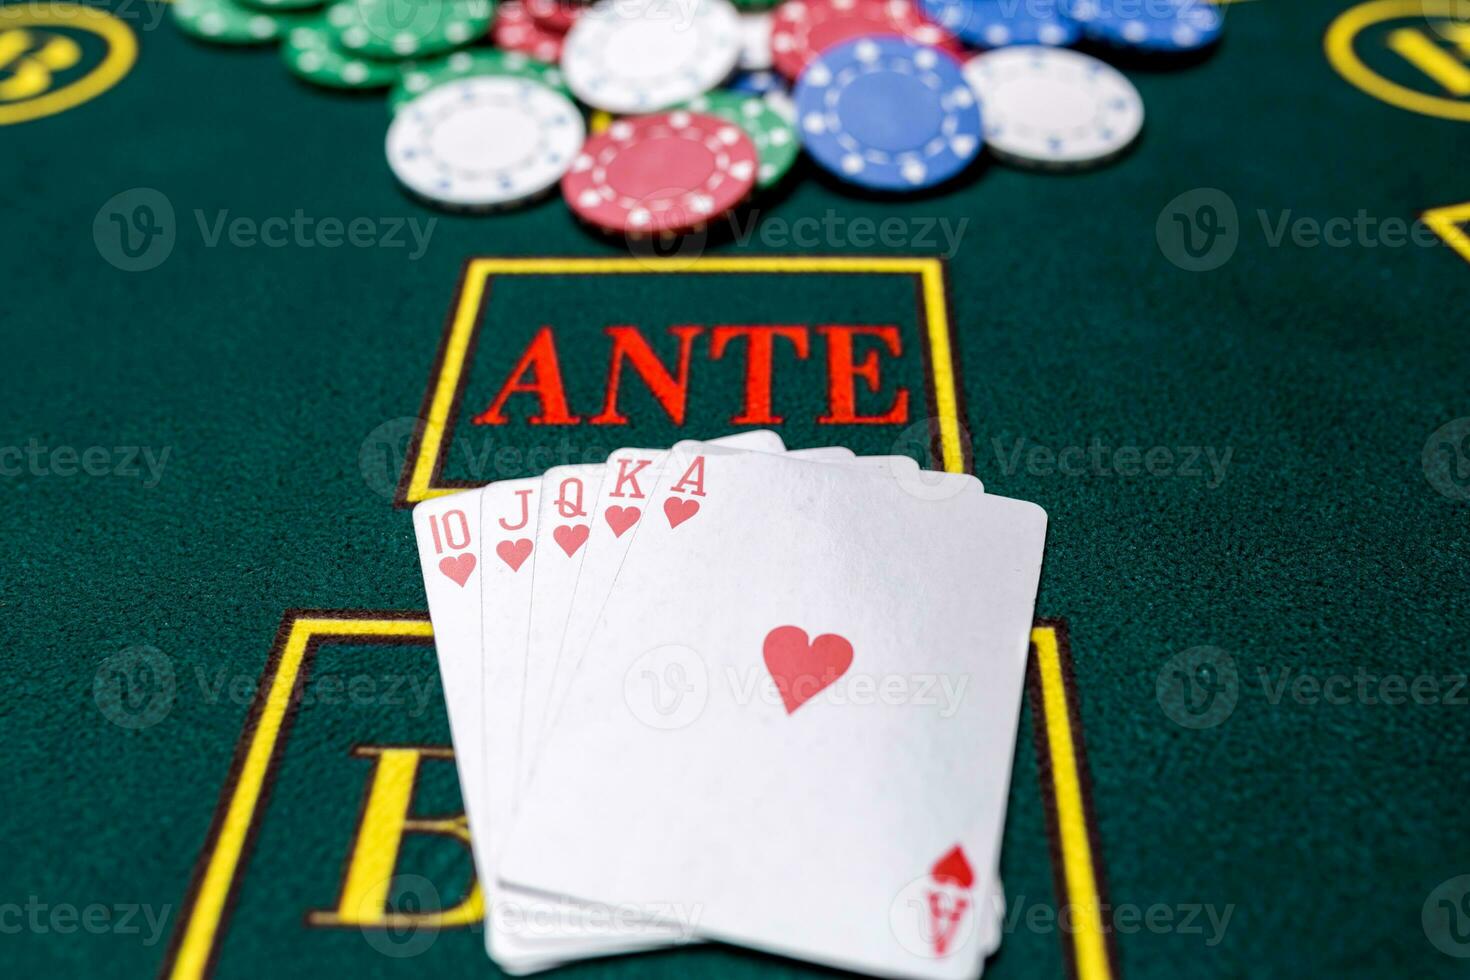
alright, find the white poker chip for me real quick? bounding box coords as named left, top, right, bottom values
left=962, top=46, right=1143, bottom=171
left=386, top=77, right=585, bottom=211
left=739, top=11, right=774, bottom=71
left=562, top=0, right=742, bottom=113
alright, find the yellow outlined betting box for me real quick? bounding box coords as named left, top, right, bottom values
left=161, top=612, right=1117, bottom=980
left=395, top=256, right=970, bottom=507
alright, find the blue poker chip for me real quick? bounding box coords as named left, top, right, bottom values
left=728, top=69, right=787, bottom=96
left=1060, top=0, right=1222, bottom=52
left=916, top=0, right=1080, bottom=48
left=794, top=37, right=982, bottom=192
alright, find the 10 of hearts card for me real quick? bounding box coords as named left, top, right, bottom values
left=413, top=432, right=1047, bottom=980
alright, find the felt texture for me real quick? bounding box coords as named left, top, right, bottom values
left=2, top=1, right=1469, bottom=978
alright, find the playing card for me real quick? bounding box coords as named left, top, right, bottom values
left=534, top=432, right=788, bottom=769
left=477, top=432, right=789, bottom=969
left=500, top=447, right=1046, bottom=980
left=523, top=433, right=793, bottom=786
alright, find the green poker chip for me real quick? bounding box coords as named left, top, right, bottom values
left=235, top=0, right=328, bottom=14
left=173, top=0, right=310, bottom=44
left=324, top=0, right=495, bottom=60
left=389, top=47, right=570, bottom=113
left=685, top=90, right=798, bottom=189
left=282, top=18, right=401, bottom=88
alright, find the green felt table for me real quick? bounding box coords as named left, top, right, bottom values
left=3, top=1, right=1470, bottom=978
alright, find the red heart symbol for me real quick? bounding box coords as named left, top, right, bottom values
left=930, top=845, right=974, bottom=889
left=554, top=524, right=589, bottom=557
left=438, top=553, right=476, bottom=587
left=496, top=538, right=532, bottom=571
left=663, top=496, right=700, bottom=529
left=762, top=626, right=853, bottom=714
left=604, top=505, right=641, bottom=538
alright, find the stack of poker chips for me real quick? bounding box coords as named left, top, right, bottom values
left=171, top=0, right=1223, bottom=232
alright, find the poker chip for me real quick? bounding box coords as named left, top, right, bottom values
left=562, top=111, right=758, bottom=234
left=324, top=0, right=494, bottom=59
left=685, top=90, right=799, bottom=188
left=387, top=76, right=586, bottom=211
left=236, top=0, right=326, bottom=14
left=524, top=0, right=582, bottom=31
left=390, top=48, right=569, bottom=111
left=962, top=46, right=1143, bottom=169
left=729, top=69, right=783, bottom=93
left=739, top=10, right=775, bottom=69
left=769, top=0, right=962, bottom=81
left=1061, top=0, right=1221, bottom=51
left=916, top=0, right=1079, bottom=47
left=794, top=37, right=981, bottom=191
left=492, top=0, right=567, bottom=61
left=561, top=0, right=742, bottom=113
left=283, top=17, right=402, bottom=86
left=174, top=0, right=309, bottom=44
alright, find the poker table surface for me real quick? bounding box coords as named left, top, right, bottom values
left=5, top=0, right=1470, bottom=977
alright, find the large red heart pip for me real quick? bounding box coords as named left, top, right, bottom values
left=553, top=523, right=589, bottom=556
left=930, top=845, right=974, bottom=889
left=604, top=505, right=641, bottom=538
left=438, top=553, right=476, bottom=587
left=664, top=496, right=700, bottom=529
left=496, top=538, right=532, bottom=571
left=762, top=625, right=854, bottom=714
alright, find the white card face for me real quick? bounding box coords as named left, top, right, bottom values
left=539, top=430, right=786, bottom=756
left=412, top=491, right=489, bottom=879
left=501, top=449, right=1046, bottom=980
left=479, top=432, right=786, bottom=967
left=522, top=463, right=602, bottom=791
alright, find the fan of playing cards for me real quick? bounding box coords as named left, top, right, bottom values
left=413, top=432, right=1048, bottom=980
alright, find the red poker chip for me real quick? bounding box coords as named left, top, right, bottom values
left=562, top=111, right=759, bottom=236
left=770, top=0, right=962, bottom=81
left=523, top=0, right=582, bottom=33
left=491, top=0, right=565, bottom=62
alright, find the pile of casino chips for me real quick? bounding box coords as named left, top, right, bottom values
left=172, top=0, right=1225, bottom=234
